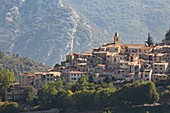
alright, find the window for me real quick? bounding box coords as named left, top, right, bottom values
left=114, top=58, right=116, bottom=62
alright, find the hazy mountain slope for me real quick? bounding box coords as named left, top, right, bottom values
left=69, top=0, right=170, bottom=43
left=0, top=0, right=109, bottom=66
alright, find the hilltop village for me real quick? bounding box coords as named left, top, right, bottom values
left=19, top=32, right=170, bottom=89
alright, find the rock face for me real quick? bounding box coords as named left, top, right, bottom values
left=0, top=0, right=109, bottom=66
left=69, top=0, right=170, bottom=43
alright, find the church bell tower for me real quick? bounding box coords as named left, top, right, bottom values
left=114, top=31, right=120, bottom=45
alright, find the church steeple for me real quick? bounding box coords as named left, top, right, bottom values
left=114, top=31, right=120, bottom=45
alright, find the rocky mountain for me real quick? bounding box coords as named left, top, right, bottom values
left=69, top=0, right=170, bottom=43
left=0, top=0, right=109, bottom=66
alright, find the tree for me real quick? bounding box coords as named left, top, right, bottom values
left=113, top=81, right=159, bottom=106
left=165, top=29, right=170, bottom=40
left=78, top=76, right=88, bottom=84
left=0, top=102, right=19, bottom=113
left=94, top=88, right=115, bottom=108
left=160, top=90, right=170, bottom=105
left=65, top=82, right=75, bottom=90
left=72, top=76, right=95, bottom=91
left=73, top=90, right=95, bottom=111
left=0, top=70, right=16, bottom=101
left=0, top=51, right=4, bottom=59
left=54, top=78, right=63, bottom=91
left=22, top=86, right=36, bottom=104
left=38, top=82, right=58, bottom=108
left=56, top=90, right=73, bottom=112
left=145, top=33, right=154, bottom=46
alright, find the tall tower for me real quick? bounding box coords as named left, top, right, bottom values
left=114, top=31, right=120, bottom=45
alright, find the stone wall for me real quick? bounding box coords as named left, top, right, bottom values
left=20, top=109, right=59, bottom=113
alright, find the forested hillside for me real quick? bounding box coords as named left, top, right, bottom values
left=0, top=51, right=49, bottom=76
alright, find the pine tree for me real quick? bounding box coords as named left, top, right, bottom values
left=165, top=29, right=170, bottom=40
left=145, top=33, right=154, bottom=46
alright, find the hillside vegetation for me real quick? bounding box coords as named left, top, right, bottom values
left=0, top=51, right=49, bottom=76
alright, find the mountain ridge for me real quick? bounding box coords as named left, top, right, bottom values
left=0, top=0, right=109, bottom=66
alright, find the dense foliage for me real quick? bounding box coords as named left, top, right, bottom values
left=36, top=77, right=159, bottom=112
left=0, top=51, right=49, bottom=76
left=0, top=102, right=19, bottom=113
left=160, top=89, right=170, bottom=105
left=0, top=69, right=16, bottom=101
left=113, top=82, right=159, bottom=106
left=0, top=71, right=169, bottom=113
left=22, top=86, right=36, bottom=104
left=103, top=106, right=170, bottom=113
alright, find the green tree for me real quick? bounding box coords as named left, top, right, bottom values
left=22, top=86, right=36, bottom=104
left=79, top=76, right=88, bottom=84
left=94, top=88, right=115, bottom=108
left=160, top=90, right=170, bottom=105
left=114, top=81, right=159, bottom=106
left=65, top=82, right=75, bottom=90
left=38, top=82, right=58, bottom=108
left=73, top=90, right=95, bottom=111
left=54, top=78, right=63, bottom=91
left=0, top=70, right=16, bottom=101
left=72, top=76, right=95, bottom=91
left=145, top=33, right=154, bottom=46
left=56, top=90, right=73, bottom=112
left=1, top=102, right=19, bottom=113
left=165, top=29, right=170, bottom=40
left=97, top=80, right=107, bottom=88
